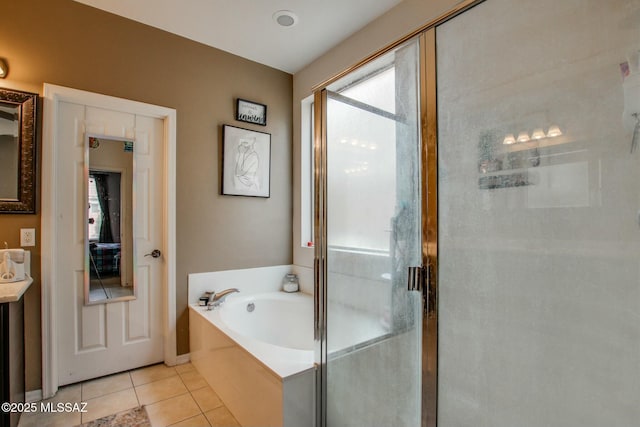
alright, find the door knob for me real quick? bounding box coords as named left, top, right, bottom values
left=145, top=249, right=162, bottom=258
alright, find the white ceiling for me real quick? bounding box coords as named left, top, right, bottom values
left=73, top=0, right=403, bottom=74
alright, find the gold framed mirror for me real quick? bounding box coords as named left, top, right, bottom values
left=0, top=88, right=37, bottom=213
left=84, top=134, right=136, bottom=304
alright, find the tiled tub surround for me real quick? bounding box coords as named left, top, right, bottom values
left=188, top=266, right=314, bottom=427
left=187, top=265, right=313, bottom=300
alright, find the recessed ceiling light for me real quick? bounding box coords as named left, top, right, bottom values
left=273, top=10, right=298, bottom=28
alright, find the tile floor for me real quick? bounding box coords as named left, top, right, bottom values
left=18, top=363, right=241, bottom=427
left=88, top=279, right=135, bottom=300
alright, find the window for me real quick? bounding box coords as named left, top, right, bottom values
left=325, top=64, right=403, bottom=252
left=302, top=59, right=415, bottom=253
left=87, top=176, right=102, bottom=241
left=301, top=95, right=314, bottom=248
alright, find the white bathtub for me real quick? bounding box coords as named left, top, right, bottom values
left=189, top=291, right=314, bottom=427
left=222, top=292, right=313, bottom=347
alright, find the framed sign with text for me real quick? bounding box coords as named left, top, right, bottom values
left=236, top=98, right=267, bottom=126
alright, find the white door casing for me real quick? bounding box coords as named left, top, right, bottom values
left=42, top=84, right=176, bottom=397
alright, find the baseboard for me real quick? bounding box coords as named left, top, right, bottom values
left=175, top=353, right=190, bottom=365
left=25, top=389, right=43, bottom=403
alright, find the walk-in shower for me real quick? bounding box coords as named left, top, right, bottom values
left=313, top=0, right=640, bottom=426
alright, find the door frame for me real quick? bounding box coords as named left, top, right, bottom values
left=41, top=84, right=177, bottom=398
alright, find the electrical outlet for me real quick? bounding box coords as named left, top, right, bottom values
left=20, top=228, right=35, bottom=247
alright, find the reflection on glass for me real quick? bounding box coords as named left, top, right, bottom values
left=86, top=136, right=135, bottom=303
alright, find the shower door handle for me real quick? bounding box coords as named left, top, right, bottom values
left=407, top=265, right=428, bottom=292
left=408, top=265, right=432, bottom=315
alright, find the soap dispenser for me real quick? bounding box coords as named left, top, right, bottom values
left=282, top=273, right=299, bottom=293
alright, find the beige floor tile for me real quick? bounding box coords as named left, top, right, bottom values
left=204, top=407, right=240, bottom=427
left=175, top=363, right=195, bottom=375
left=18, top=410, right=81, bottom=427
left=191, top=386, right=223, bottom=412
left=18, top=384, right=83, bottom=427
left=168, top=413, right=212, bottom=427
left=178, top=370, right=208, bottom=391
left=81, top=388, right=139, bottom=423
left=131, top=364, right=177, bottom=386
left=82, top=372, right=133, bottom=400
left=145, top=393, right=201, bottom=427
left=49, top=383, right=82, bottom=404
left=135, top=375, right=188, bottom=405
left=17, top=410, right=38, bottom=427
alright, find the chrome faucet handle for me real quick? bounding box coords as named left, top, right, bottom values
left=206, top=298, right=221, bottom=311
left=205, top=288, right=239, bottom=310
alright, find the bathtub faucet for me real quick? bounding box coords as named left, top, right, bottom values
left=206, top=288, right=240, bottom=310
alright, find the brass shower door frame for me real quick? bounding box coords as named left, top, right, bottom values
left=420, top=28, right=439, bottom=427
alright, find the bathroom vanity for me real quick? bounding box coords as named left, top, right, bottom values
left=0, top=276, right=32, bottom=427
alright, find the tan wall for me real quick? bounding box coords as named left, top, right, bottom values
left=0, top=0, right=292, bottom=391
left=292, top=0, right=462, bottom=268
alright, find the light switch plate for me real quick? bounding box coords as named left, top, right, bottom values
left=20, top=228, right=36, bottom=247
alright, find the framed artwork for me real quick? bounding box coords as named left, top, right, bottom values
left=222, top=125, right=271, bottom=198
left=236, top=98, right=267, bottom=126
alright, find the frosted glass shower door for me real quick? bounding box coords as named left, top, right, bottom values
left=320, top=38, right=423, bottom=427
left=436, top=0, right=640, bottom=426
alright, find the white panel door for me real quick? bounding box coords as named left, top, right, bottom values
left=56, top=101, right=163, bottom=385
